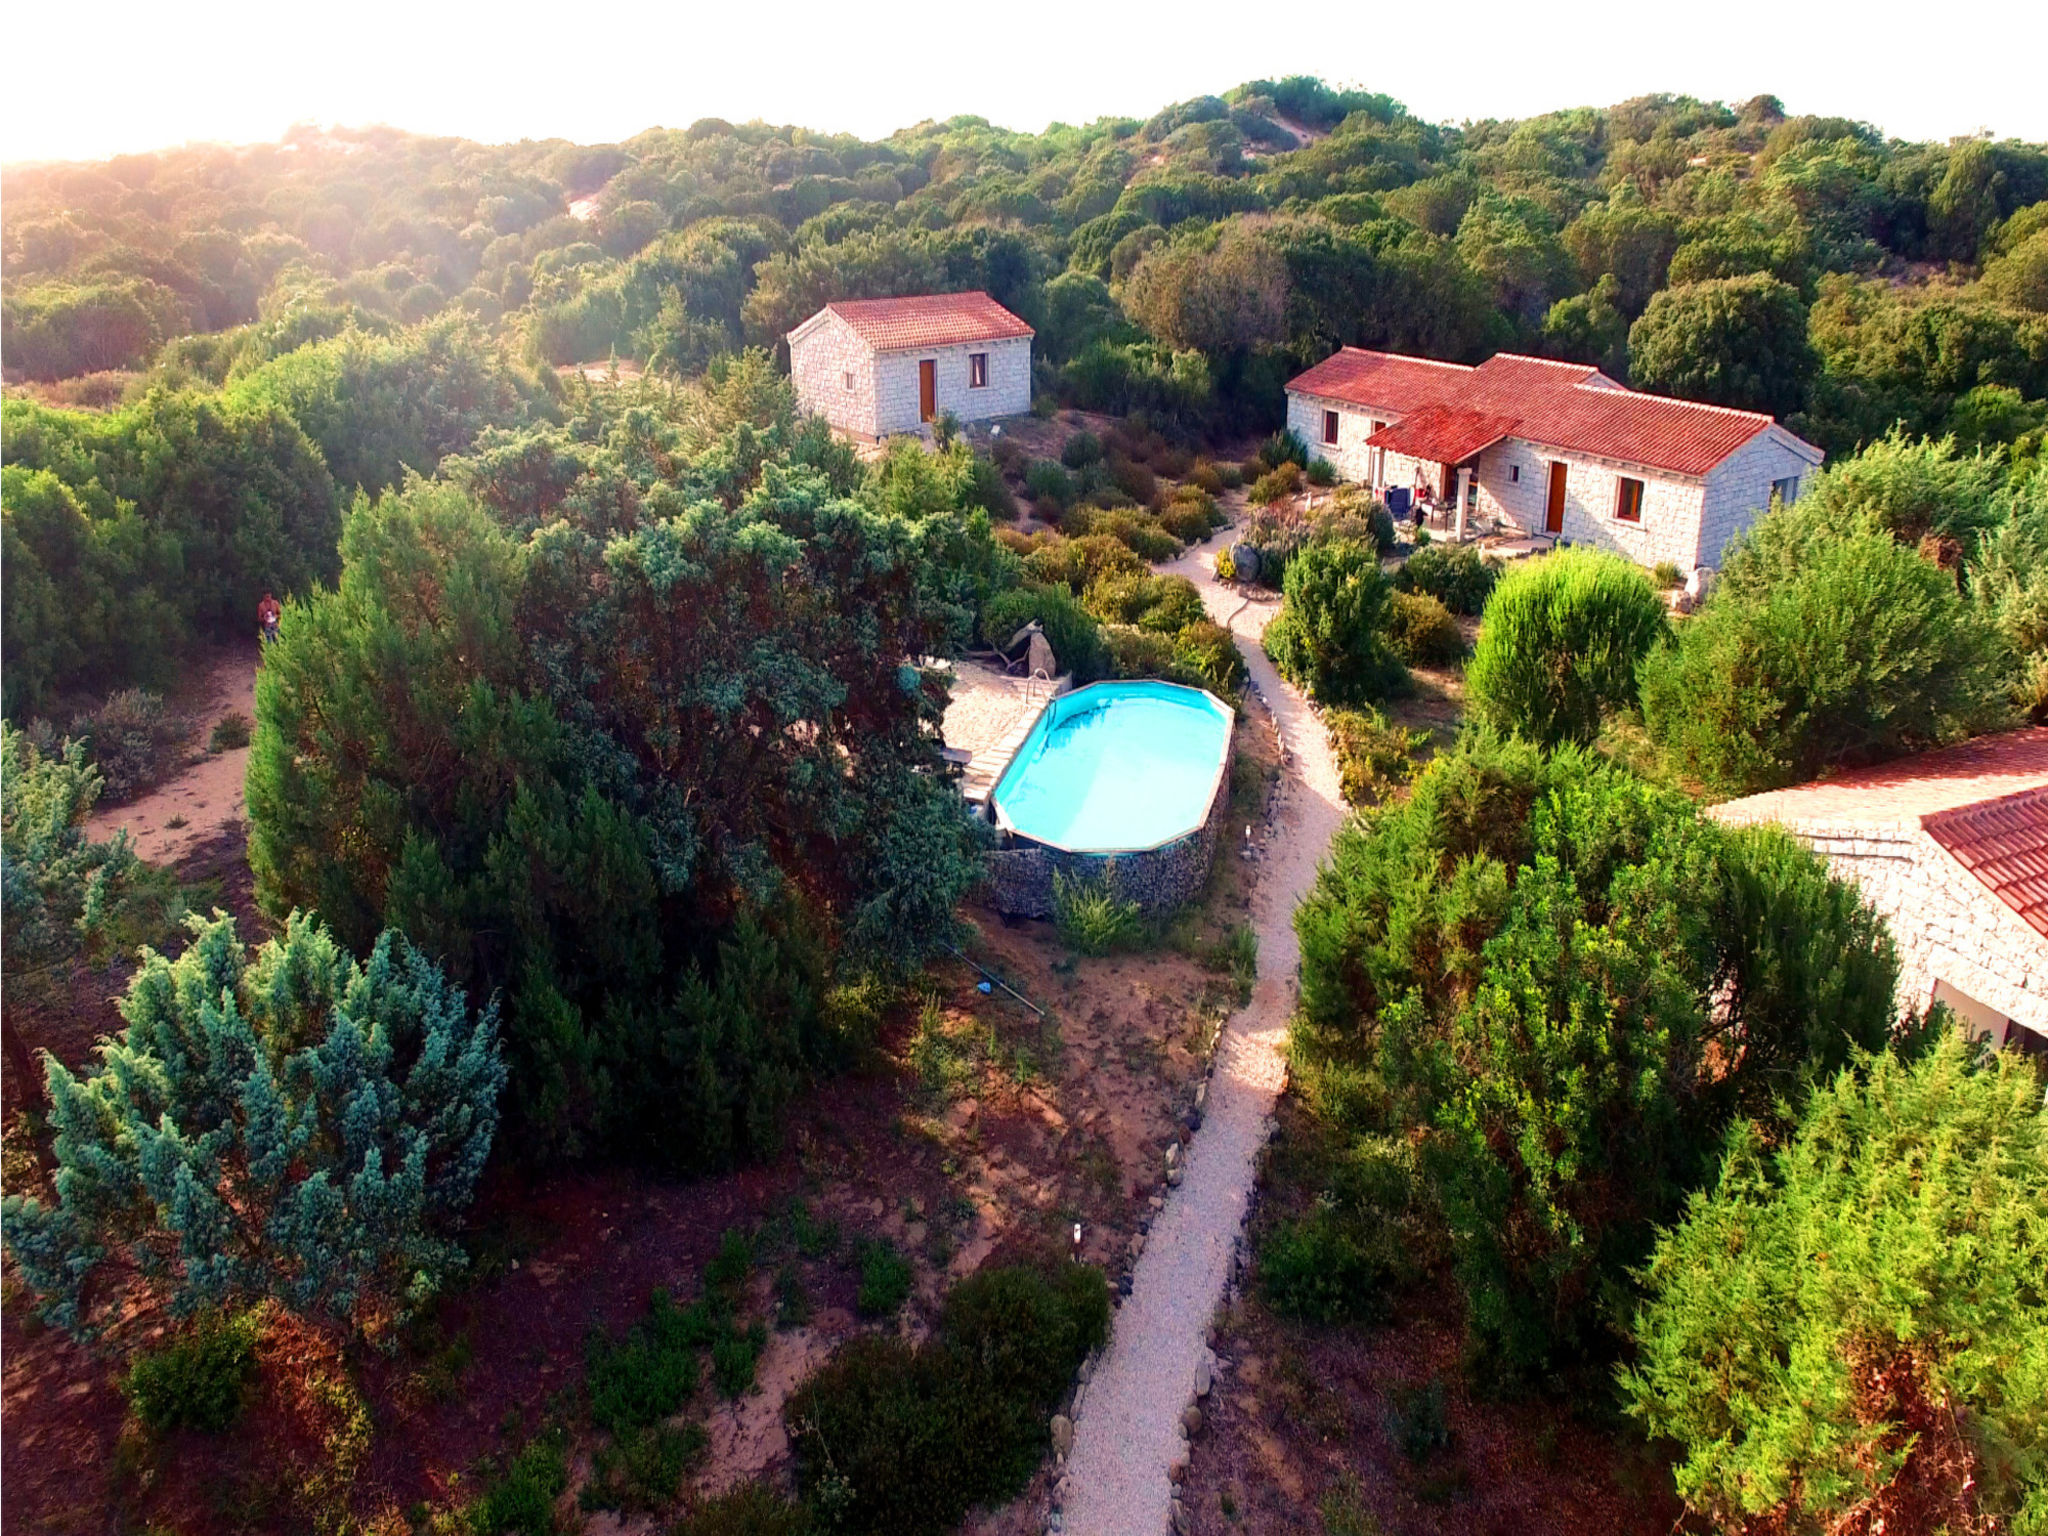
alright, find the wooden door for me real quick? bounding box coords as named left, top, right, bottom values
left=1545, top=461, right=1567, bottom=533
left=919, top=359, right=936, bottom=422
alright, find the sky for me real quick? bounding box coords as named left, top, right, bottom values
left=6, top=0, right=2046, bottom=166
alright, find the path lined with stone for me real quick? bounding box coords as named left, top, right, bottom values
left=1058, top=531, right=1349, bottom=1536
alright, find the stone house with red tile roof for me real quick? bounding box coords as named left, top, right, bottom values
left=1710, top=728, right=2048, bottom=1053
left=788, top=292, right=1033, bottom=441
left=1285, top=347, right=1824, bottom=571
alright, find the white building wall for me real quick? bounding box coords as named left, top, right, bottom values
left=786, top=309, right=876, bottom=436
left=789, top=311, right=880, bottom=438
left=1697, top=427, right=1824, bottom=566
left=1731, top=817, right=2048, bottom=1045
left=1288, top=392, right=1442, bottom=497
left=1481, top=441, right=1708, bottom=570
left=874, top=335, right=1032, bottom=435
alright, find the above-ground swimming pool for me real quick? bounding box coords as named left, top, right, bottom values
left=991, top=680, right=1234, bottom=853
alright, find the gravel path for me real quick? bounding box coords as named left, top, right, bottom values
left=1060, top=532, right=1348, bottom=1535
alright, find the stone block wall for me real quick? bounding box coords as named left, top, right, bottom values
left=981, top=737, right=1230, bottom=920
left=1763, top=817, right=2048, bottom=1042
left=873, top=335, right=1032, bottom=434
left=1481, top=443, right=1708, bottom=570
left=789, top=311, right=879, bottom=437
left=1698, top=427, right=1821, bottom=566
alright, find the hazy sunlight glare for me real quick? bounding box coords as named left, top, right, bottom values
left=5, top=0, right=2044, bottom=164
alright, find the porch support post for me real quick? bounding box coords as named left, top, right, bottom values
left=1455, top=464, right=1472, bottom=540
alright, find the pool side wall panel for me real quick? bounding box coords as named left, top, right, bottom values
left=981, top=730, right=1233, bottom=919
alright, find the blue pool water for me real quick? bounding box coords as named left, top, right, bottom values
left=991, top=681, right=1233, bottom=852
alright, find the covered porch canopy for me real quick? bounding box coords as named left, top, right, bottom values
left=1364, top=406, right=1516, bottom=539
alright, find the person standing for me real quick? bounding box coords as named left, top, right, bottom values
left=257, top=591, right=282, bottom=644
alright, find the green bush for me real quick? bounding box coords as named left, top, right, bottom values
left=1624, top=1034, right=2048, bottom=1535
left=1290, top=736, right=1899, bottom=1380
left=581, top=1422, right=708, bottom=1514
left=586, top=1288, right=713, bottom=1433
left=673, top=1485, right=812, bottom=1536
left=475, top=1430, right=570, bottom=1536
left=1259, top=429, right=1310, bottom=469
left=1025, top=459, right=1075, bottom=510
left=5, top=913, right=503, bottom=1339
left=1385, top=1377, right=1451, bottom=1462
left=123, top=1310, right=261, bottom=1434
left=1651, top=560, right=1685, bottom=590
left=1085, top=573, right=1206, bottom=634
left=1171, top=620, right=1247, bottom=696
left=1068, top=507, right=1180, bottom=562
left=1248, top=461, right=1304, bottom=506
left=1641, top=507, right=2010, bottom=794
left=1263, top=538, right=1407, bottom=706
left=940, top=1261, right=1110, bottom=1409
left=1240, top=492, right=1391, bottom=585
left=1305, top=457, right=1337, bottom=487
left=76, top=688, right=184, bottom=802
left=1052, top=868, right=1142, bottom=956
left=786, top=1262, right=1108, bottom=1536
left=855, top=1238, right=914, bottom=1318
left=1060, top=430, right=1103, bottom=469
left=980, top=584, right=1110, bottom=682
left=1383, top=589, right=1465, bottom=665
left=1393, top=543, right=1499, bottom=615
left=1260, top=1209, right=1397, bottom=1325
left=1325, top=706, right=1426, bottom=808
left=1465, top=548, right=1668, bottom=747
left=207, top=710, right=252, bottom=752
left=712, top=1321, right=768, bottom=1398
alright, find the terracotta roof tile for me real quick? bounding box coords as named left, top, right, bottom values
left=813, top=292, right=1033, bottom=351
left=1285, top=348, right=1472, bottom=414
left=1287, top=346, right=1802, bottom=477
left=1925, top=787, right=2048, bottom=937
left=1367, top=405, right=1518, bottom=464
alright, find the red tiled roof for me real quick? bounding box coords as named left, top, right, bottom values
left=1285, top=348, right=1472, bottom=414
left=813, top=292, right=1033, bottom=351
left=1288, top=347, right=1799, bottom=477
left=1925, top=788, right=2048, bottom=938
left=1712, top=728, right=2048, bottom=937
left=1367, top=404, right=1518, bottom=465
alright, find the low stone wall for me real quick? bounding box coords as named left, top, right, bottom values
left=982, top=736, right=1231, bottom=919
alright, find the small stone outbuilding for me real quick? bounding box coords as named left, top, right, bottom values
left=1285, top=348, right=1823, bottom=572
left=787, top=291, right=1033, bottom=440
left=1710, top=728, right=2048, bottom=1053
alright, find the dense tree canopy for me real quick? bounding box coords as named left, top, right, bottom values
left=1640, top=494, right=2014, bottom=794
left=5, top=86, right=2043, bottom=462
left=1289, top=735, right=1899, bottom=1382
left=1625, top=1034, right=2048, bottom=1535
left=245, top=361, right=990, bottom=1166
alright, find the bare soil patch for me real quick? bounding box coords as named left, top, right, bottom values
left=1180, top=1280, right=1681, bottom=1536
left=85, top=644, right=258, bottom=868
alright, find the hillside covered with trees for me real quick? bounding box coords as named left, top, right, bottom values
left=4, top=76, right=2046, bottom=1536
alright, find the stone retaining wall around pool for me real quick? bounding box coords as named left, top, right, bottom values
left=981, top=729, right=1232, bottom=919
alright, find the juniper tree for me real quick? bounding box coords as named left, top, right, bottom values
left=0, top=722, right=152, bottom=1107
left=2, top=910, right=505, bottom=1338
left=1464, top=547, right=1669, bottom=748
left=1624, top=1034, right=2048, bottom=1535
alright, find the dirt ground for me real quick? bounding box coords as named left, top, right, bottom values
left=85, top=644, right=259, bottom=867
left=1, top=676, right=1285, bottom=1536
left=1176, top=1098, right=1684, bottom=1536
